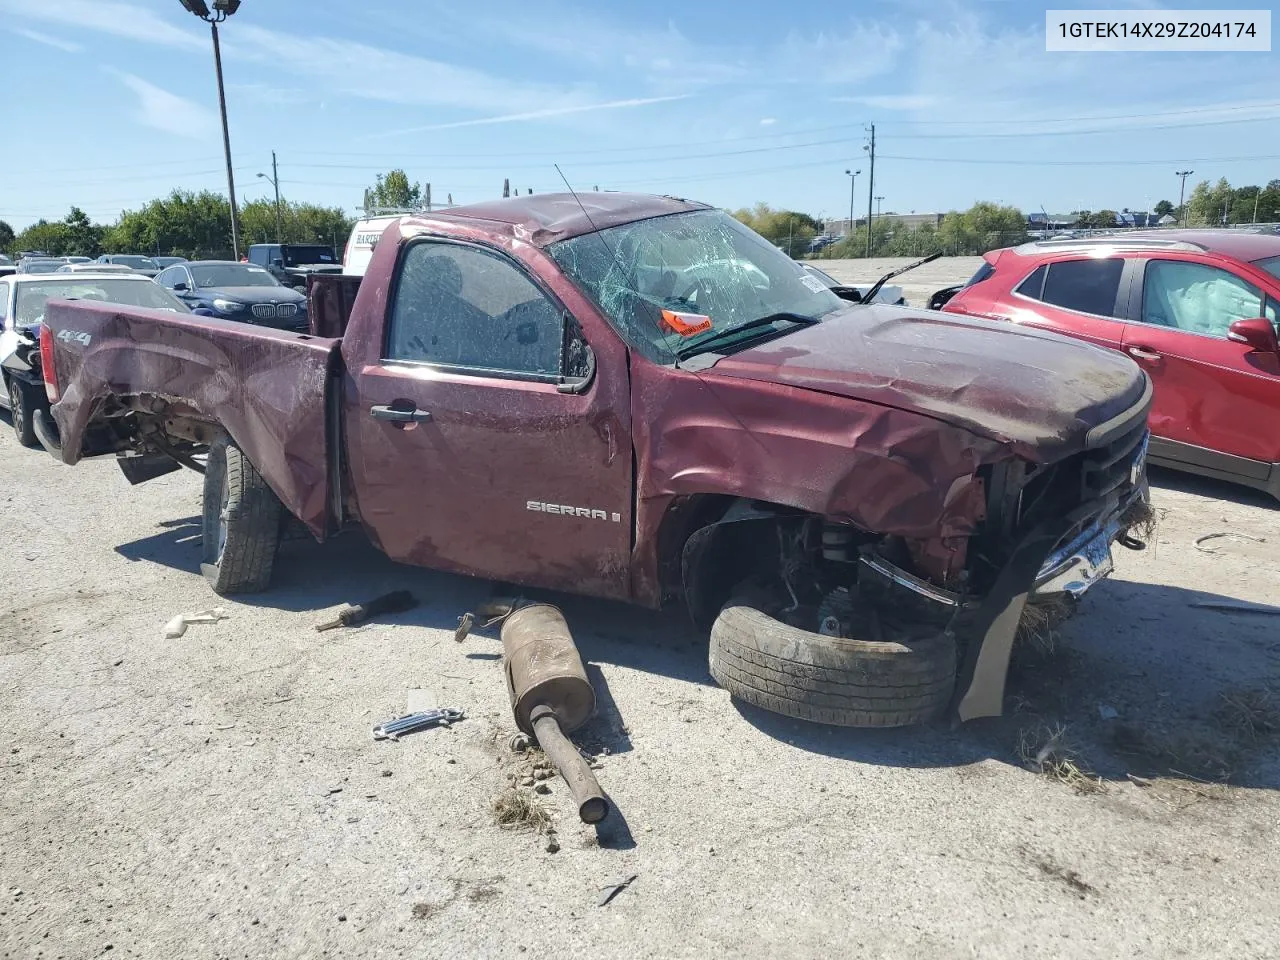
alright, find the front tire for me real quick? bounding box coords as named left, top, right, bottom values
left=709, top=587, right=956, bottom=727
left=201, top=437, right=282, bottom=594
left=8, top=377, right=38, bottom=448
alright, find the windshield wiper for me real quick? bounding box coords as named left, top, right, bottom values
left=676, top=311, right=818, bottom=360
left=858, top=252, right=942, bottom=304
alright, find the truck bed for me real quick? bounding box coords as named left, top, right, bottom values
left=43, top=299, right=343, bottom=537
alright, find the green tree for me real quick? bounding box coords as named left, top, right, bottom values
left=1153, top=199, right=1175, bottom=218
left=105, top=190, right=234, bottom=259
left=240, top=199, right=353, bottom=249
left=730, top=203, right=823, bottom=256
left=0, top=219, right=14, bottom=254
left=364, top=169, right=421, bottom=211
left=12, top=219, right=71, bottom=256
left=62, top=207, right=105, bottom=257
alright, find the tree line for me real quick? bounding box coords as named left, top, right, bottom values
left=2, top=192, right=352, bottom=261
left=733, top=201, right=1030, bottom=258
left=6, top=172, right=1278, bottom=263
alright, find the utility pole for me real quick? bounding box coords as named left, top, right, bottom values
left=425, top=183, right=432, bottom=213
left=864, top=124, right=876, bottom=258
left=1176, top=170, right=1194, bottom=227
left=1253, top=186, right=1261, bottom=224
left=256, top=152, right=282, bottom=242
left=210, top=21, right=239, bottom=258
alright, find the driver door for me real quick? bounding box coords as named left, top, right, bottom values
left=343, top=239, right=635, bottom=599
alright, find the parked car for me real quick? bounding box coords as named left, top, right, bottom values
left=247, top=243, right=341, bottom=290
left=63, top=256, right=92, bottom=264
left=35, top=193, right=1152, bottom=727
left=153, top=256, right=188, bottom=269
left=154, top=260, right=308, bottom=331
left=0, top=272, right=189, bottom=446
left=800, top=263, right=906, bottom=305
left=0, top=255, right=13, bottom=266
left=0, top=265, right=15, bottom=279
left=58, top=262, right=136, bottom=274
left=942, top=231, right=1280, bottom=499
left=16, top=259, right=66, bottom=275
left=94, top=254, right=160, bottom=277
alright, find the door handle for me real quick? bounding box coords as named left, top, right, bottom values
left=1127, top=346, right=1161, bottom=361
left=370, top=404, right=431, bottom=423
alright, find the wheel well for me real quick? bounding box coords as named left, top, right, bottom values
left=665, top=496, right=811, bottom=629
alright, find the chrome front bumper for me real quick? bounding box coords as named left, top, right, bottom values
left=1031, top=436, right=1149, bottom=600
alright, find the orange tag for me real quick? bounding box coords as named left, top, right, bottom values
left=660, top=309, right=712, bottom=337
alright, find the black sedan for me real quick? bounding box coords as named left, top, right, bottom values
left=154, top=261, right=308, bottom=331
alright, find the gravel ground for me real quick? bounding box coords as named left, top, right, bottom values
left=3, top=257, right=1279, bottom=958
left=814, top=256, right=985, bottom=307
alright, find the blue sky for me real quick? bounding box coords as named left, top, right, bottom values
left=1, top=0, right=1278, bottom=230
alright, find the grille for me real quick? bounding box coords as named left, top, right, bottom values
left=251, top=303, right=298, bottom=320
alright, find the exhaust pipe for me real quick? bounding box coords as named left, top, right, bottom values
left=500, top=603, right=608, bottom=824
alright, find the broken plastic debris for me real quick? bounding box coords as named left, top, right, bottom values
left=163, top=607, right=229, bottom=638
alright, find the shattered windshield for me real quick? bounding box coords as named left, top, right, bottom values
left=549, top=209, right=844, bottom=363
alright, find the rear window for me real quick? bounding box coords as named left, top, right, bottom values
left=963, top=262, right=995, bottom=288
left=1020, top=258, right=1123, bottom=317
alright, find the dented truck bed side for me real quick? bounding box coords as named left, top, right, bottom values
left=43, top=299, right=341, bottom=537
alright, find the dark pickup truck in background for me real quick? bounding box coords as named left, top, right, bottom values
left=34, top=193, right=1152, bottom=727
left=247, top=243, right=343, bottom=290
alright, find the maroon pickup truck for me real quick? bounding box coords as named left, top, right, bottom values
left=33, top=193, right=1152, bottom=726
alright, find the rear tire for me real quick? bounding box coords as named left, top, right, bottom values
left=8, top=377, right=38, bottom=448
left=709, top=587, right=956, bottom=727
left=201, top=437, right=281, bottom=595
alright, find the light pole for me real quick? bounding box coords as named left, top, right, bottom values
left=257, top=151, right=281, bottom=243
left=179, top=0, right=243, bottom=259
left=874, top=195, right=884, bottom=217
left=1253, top=186, right=1262, bottom=224
left=844, top=168, right=860, bottom=240
left=1175, top=169, right=1194, bottom=227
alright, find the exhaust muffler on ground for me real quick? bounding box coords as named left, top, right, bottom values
left=499, top=603, right=608, bottom=824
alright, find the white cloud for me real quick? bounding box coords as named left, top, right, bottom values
left=9, top=26, right=82, bottom=52
left=373, top=95, right=692, bottom=137
left=109, top=70, right=217, bottom=140
left=0, top=0, right=201, bottom=48
left=759, top=117, right=777, bottom=126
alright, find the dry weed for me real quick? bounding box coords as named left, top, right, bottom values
left=492, top=787, right=551, bottom=833
left=1016, top=723, right=1105, bottom=794
left=1016, top=597, right=1076, bottom=659
left=1214, top=688, right=1279, bottom=742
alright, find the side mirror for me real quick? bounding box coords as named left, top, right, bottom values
left=1227, top=317, right=1279, bottom=354
left=172, top=281, right=188, bottom=292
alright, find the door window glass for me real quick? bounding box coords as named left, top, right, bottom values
left=1037, top=258, right=1124, bottom=316
left=156, top=266, right=183, bottom=288
left=387, top=243, right=563, bottom=375
left=1141, top=260, right=1264, bottom=337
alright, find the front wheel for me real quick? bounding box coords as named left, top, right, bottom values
left=8, top=377, right=38, bottom=448
left=200, top=437, right=282, bottom=594
left=709, top=586, right=957, bottom=727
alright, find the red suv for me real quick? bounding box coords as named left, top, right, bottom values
left=943, top=231, right=1280, bottom=499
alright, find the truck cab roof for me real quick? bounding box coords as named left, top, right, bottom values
left=401, top=192, right=709, bottom=248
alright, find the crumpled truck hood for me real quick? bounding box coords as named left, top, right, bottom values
left=701, top=303, right=1146, bottom=461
